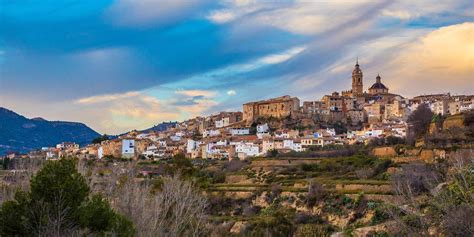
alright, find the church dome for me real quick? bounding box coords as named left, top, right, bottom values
left=369, top=74, right=388, bottom=90
left=369, top=82, right=388, bottom=90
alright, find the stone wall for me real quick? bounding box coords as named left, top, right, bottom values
left=371, top=147, right=397, bottom=157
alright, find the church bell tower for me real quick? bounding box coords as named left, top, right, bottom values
left=352, top=59, right=363, bottom=96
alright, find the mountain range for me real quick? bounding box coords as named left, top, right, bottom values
left=0, top=107, right=100, bottom=155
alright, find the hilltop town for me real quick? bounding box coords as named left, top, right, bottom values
left=13, top=61, right=472, bottom=161
left=1, top=61, right=473, bottom=236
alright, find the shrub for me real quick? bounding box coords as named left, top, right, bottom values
left=0, top=158, right=132, bottom=236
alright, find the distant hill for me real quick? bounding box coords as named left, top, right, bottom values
left=0, top=107, right=100, bottom=155
left=142, top=121, right=177, bottom=133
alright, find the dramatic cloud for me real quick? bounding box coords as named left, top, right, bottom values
left=1, top=0, right=473, bottom=134
left=383, top=23, right=474, bottom=96
left=72, top=89, right=219, bottom=133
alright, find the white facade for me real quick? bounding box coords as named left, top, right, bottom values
left=215, top=117, right=230, bottom=128
left=460, top=101, right=473, bottom=113
left=257, top=123, right=269, bottom=133
left=170, top=135, right=181, bottom=141
left=230, top=128, right=250, bottom=136
left=216, top=140, right=228, bottom=146
left=291, top=142, right=303, bottom=152
left=186, top=139, right=201, bottom=153
left=136, top=133, right=149, bottom=139
left=283, top=139, right=304, bottom=152
left=203, top=129, right=221, bottom=137
left=391, top=127, right=407, bottom=137
left=235, top=143, right=260, bottom=157
left=157, top=140, right=167, bottom=147
left=283, top=139, right=294, bottom=149
left=275, top=132, right=290, bottom=139
left=364, top=129, right=383, bottom=138
left=121, top=139, right=135, bottom=158
left=326, top=128, right=336, bottom=137
left=142, top=145, right=165, bottom=158
left=98, top=146, right=104, bottom=159
left=431, top=100, right=448, bottom=115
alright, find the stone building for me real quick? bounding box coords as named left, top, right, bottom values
left=352, top=60, right=364, bottom=96
left=364, top=103, right=384, bottom=123
left=302, top=101, right=324, bottom=115
left=243, top=95, right=300, bottom=123
left=322, top=92, right=344, bottom=111
left=347, top=109, right=366, bottom=125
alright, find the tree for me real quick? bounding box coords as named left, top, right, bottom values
left=407, top=103, right=434, bottom=141
left=267, top=149, right=279, bottom=157
left=0, top=158, right=133, bottom=236
left=92, top=134, right=109, bottom=144
left=389, top=150, right=474, bottom=236
left=1, top=157, right=10, bottom=170
left=112, top=173, right=208, bottom=236
left=385, top=136, right=405, bottom=145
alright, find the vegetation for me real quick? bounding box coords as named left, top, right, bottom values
left=407, top=103, right=434, bottom=143
left=389, top=150, right=474, bottom=236
left=91, top=134, right=110, bottom=144
left=1, top=111, right=472, bottom=235
left=0, top=159, right=132, bottom=236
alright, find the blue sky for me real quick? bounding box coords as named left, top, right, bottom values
left=1, top=0, right=473, bottom=134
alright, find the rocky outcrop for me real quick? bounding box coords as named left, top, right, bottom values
left=230, top=221, right=248, bottom=233
left=443, top=114, right=465, bottom=130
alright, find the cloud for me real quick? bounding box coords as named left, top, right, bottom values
left=69, top=88, right=221, bottom=133
left=260, top=46, right=306, bottom=64
left=383, top=22, right=474, bottom=95
left=107, top=0, right=212, bottom=26
left=208, top=0, right=382, bottom=35
left=75, top=91, right=141, bottom=104
left=174, top=89, right=217, bottom=97
left=2, top=0, right=473, bottom=135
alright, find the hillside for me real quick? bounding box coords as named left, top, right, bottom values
left=141, top=121, right=177, bottom=133
left=0, top=107, right=100, bottom=154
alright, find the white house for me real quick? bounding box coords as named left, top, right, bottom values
left=364, top=129, right=383, bottom=138
left=186, top=139, right=202, bottom=153
left=121, top=139, right=135, bottom=158
left=157, top=140, right=167, bottom=147
left=170, top=135, right=181, bottom=141
left=203, top=129, right=221, bottom=137
left=257, top=123, right=269, bottom=133
left=235, top=142, right=260, bottom=157
left=460, top=101, right=473, bottom=113
left=326, top=128, right=336, bottom=137
left=283, top=139, right=304, bottom=152
left=230, top=128, right=250, bottom=136
left=142, top=145, right=165, bottom=159
left=136, top=133, right=149, bottom=139
left=215, top=117, right=230, bottom=128
left=98, top=146, right=104, bottom=159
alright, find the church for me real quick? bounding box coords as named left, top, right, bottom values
left=342, top=60, right=399, bottom=101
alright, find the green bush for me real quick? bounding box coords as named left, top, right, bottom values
left=0, top=158, right=133, bottom=236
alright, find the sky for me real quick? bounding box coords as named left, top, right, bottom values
left=0, top=0, right=473, bottom=134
